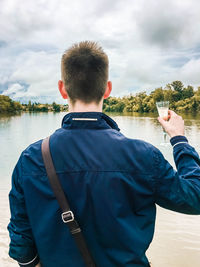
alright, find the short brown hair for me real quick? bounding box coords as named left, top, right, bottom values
left=61, top=41, right=109, bottom=104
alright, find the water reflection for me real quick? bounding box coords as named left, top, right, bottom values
left=0, top=114, right=20, bottom=128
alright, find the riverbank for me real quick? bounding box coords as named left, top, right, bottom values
left=1, top=81, right=200, bottom=114
left=1, top=110, right=200, bottom=122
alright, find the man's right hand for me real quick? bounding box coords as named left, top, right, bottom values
left=158, top=110, right=185, bottom=138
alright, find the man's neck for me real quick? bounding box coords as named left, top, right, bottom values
left=68, top=100, right=103, bottom=113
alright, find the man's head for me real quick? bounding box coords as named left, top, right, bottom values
left=59, top=41, right=111, bottom=106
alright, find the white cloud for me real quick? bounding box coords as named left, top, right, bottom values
left=0, top=0, right=200, bottom=102
left=2, top=83, right=24, bottom=95
left=177, top=58, right=200, bottom=86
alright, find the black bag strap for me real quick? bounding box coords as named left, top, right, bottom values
left=41, top=136, right=96, bottom=267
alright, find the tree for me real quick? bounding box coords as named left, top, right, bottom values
left=28, top=100, right=33, bottom=112
left=182, top=85, right=194, bottom=99
left=196, top=87, right=200, bottom=96
left=171, top=81, right=184, bottom=101
left=151, top=88, right=164, bottom=102
left=52, top=102, right=60, bottom=112
left=0, top=95, right=22, bottom=113
left=171, top=81, right=184, bottom=92
left=163, top=88, right=174, bottom=102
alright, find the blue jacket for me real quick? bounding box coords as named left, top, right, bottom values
left=8, top=112, right=200, bottom=267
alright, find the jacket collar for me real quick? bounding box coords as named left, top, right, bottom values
left=61, top=112, right=120, bottom=131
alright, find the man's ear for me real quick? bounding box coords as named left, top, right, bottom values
left=104, top=81, right=112, bottom=99
left=58, top=80, right=68, bottom=99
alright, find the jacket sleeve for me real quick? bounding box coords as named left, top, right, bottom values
left=154, top=136, right=200, bottom=214
left=7, top=154, right=40, bottom=267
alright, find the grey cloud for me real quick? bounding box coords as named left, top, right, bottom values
left=0, top=0, right=53, bottom=43
left=136, top=0, right=200, bottom=49
left=0, top=40, right=7, bottom=48
left=0, top=0, right=200, bottom=102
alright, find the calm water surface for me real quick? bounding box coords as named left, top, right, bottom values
left=0, top=112, right=200, bottom=267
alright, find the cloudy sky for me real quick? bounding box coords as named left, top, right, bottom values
left=0, top=0, right=200, bottom=103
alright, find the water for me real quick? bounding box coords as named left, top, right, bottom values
left=0, top=112, right=200, bottom=267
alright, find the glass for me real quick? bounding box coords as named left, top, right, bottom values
left=156, top=101, right=169, bottom=145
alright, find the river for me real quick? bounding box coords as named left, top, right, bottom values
left=0, top=112, right=200, bottom=267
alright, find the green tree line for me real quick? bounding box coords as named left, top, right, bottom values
left=24, top=101, right=68, bottom=112
left=0, top=96, right=68, bottom=114
left=1, top=81, right=200, bottom=114
left=103, top=81, right=200, bottom=113
left=0, top=95, right=22, bottom=113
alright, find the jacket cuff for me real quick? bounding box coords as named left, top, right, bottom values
left=18, top=254, right=39, bottom=267
left=170, top=135, right=188, bottom=148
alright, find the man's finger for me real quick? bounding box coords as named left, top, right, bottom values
left=158, top=117, right=168, bottom=128
left=168, top=110, right=177, bottom=117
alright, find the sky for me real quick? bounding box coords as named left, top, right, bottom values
left=0, top=0, right=200, bottom=103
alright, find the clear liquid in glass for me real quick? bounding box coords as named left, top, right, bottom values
left=156, top=101, right=169, bottom=145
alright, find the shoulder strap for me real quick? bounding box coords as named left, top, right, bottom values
left=41, top=136, right=96, bottom=267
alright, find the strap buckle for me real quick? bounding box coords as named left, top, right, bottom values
left=61, top=211, right=74, bottom=223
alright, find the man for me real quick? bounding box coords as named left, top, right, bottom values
left=8, top=41, right=200, bottom=267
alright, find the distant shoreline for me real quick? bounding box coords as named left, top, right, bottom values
left=1, top=81, right=200, bottom=114
left=1, top=110, right=199, bottom=121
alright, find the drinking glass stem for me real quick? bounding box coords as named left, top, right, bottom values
left=162, top=128, right=167, bottom=142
